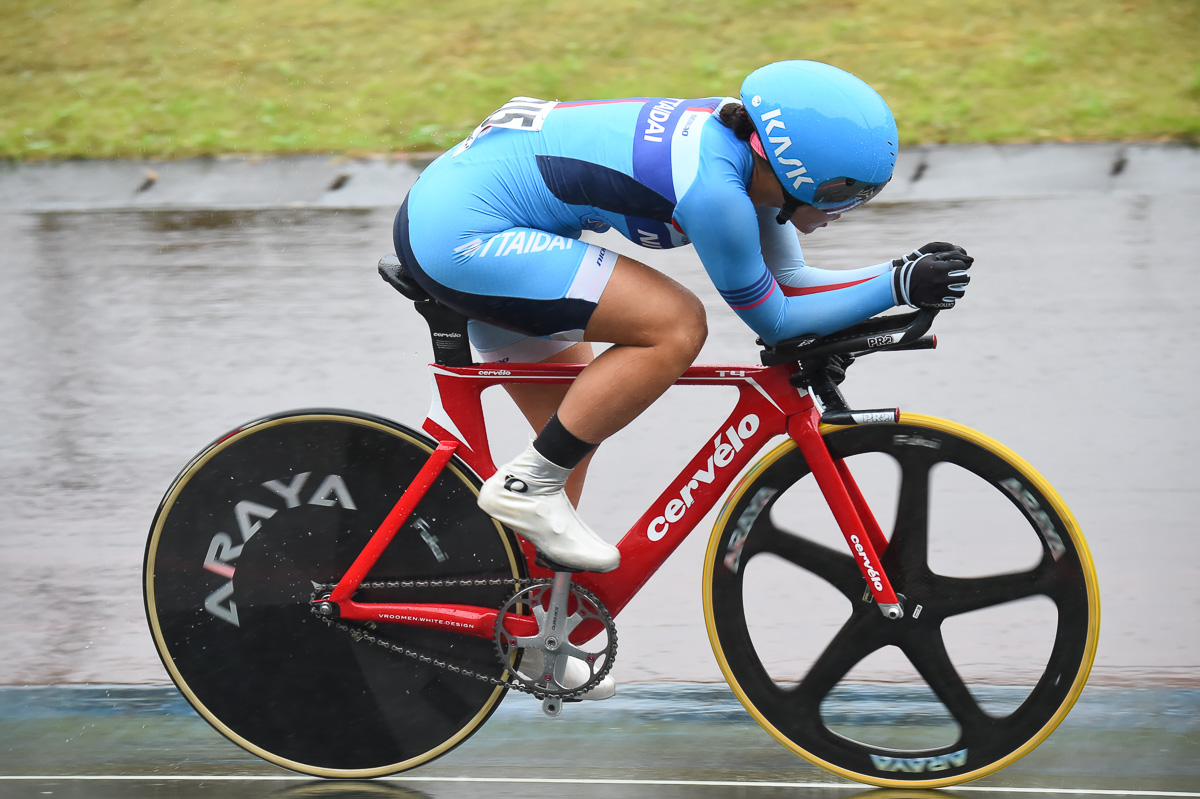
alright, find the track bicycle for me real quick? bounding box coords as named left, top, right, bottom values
left=143, top=253, right=1100, bottom=788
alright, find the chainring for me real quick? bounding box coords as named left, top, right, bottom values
left=493, top=581, right=617, bottom=699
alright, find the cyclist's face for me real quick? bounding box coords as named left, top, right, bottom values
left=790, top=204, right=842, bottom=235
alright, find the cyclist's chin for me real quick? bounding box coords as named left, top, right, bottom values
left=790, top=210, right=841, bottom=235
left=794, top=220, right=828, bottom=235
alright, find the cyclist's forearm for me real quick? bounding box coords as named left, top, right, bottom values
left=773, top=260, right=893, bottom=291
left=735, top=268, right=897, bottom=345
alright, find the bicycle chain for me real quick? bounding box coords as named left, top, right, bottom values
left=309, top=576, right=617, bottom=700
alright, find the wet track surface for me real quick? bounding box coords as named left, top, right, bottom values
left=2, top=145, right=1199, bottom=796
left=2, top=683, right=1198, bottom=797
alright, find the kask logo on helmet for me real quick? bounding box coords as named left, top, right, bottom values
left=755, top=104, right=815, bottom=192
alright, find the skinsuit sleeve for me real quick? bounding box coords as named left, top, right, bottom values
left=673, top=135, right=896, bottom=346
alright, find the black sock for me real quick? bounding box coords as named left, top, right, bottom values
left=532, top=413, right=596, bottom=470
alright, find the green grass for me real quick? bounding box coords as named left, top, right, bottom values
left=1, top=0, right=1197, bottom=160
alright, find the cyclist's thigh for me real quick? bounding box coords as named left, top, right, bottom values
left=397, top=197, right=617, bottom=340
left=584, top=255, right=707, bottom=348
left=467, top=319, right=583, bottom=364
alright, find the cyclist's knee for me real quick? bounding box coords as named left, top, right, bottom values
left=634, top=284, right=706, bottom=362
left=587, top=256, right=707, bottom=359
left=665, top=292, right=707, bottom=362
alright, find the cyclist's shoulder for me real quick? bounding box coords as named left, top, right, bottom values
left=673, top=111, right=756, bottom=222
left=696, top=112, right=754, bottom=181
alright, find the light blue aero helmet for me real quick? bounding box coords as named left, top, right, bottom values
left=740, top=61, right=898, bottom=220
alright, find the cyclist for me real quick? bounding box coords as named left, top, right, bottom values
left=393, top=60, right=972, bottom=578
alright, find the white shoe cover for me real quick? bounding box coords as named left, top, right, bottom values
left=519, top=648, right=617, bottom=701
left=478, top=443, right=619, bottom=573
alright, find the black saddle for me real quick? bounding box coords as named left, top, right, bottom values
left=377, top=253, right=473, bottom=367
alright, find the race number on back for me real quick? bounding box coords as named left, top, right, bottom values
left=454, top=97, right=557, bottom=155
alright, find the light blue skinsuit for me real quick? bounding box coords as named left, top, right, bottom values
left=393, top=95, right=897, bottom=353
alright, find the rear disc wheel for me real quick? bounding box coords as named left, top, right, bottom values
left=144, top=409, right=525, bottom=776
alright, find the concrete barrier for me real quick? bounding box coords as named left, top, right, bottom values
left=0, top=143, right=1196, bottom=212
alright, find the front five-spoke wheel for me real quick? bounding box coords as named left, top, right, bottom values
left=703, top=415, right=1099, bottom=788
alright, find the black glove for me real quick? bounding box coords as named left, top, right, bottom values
left=891, top=242, right=974, bottom=309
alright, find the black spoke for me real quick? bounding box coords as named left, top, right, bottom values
left=903, top=627, right=993, bottom=736
left=789, top=615, right=883, bottom=713
left=934, top=563, right=1054, bottom=617
left=887, top=452, right=934, bottom=572
left=764, top=523, right=866, bottom=601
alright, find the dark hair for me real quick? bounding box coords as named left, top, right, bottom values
left=721, top=100, right=801, bottom=223
left=718, top=102, right=756, bottom=141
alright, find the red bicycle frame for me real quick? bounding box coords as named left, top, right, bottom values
left=320, top=360, right=902, bottom=641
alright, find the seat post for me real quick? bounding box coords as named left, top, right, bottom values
left=378, top=253, right=475, bottom=367
left=412, top=299, right=474, bottom=367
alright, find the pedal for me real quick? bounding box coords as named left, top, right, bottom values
left=534, top=552, right=587, bottom=574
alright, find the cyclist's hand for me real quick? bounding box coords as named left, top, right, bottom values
left=891, top=242, right=974, bottom=309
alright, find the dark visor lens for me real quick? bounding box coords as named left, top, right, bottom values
left=811, top=176, right=888, bottom=211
